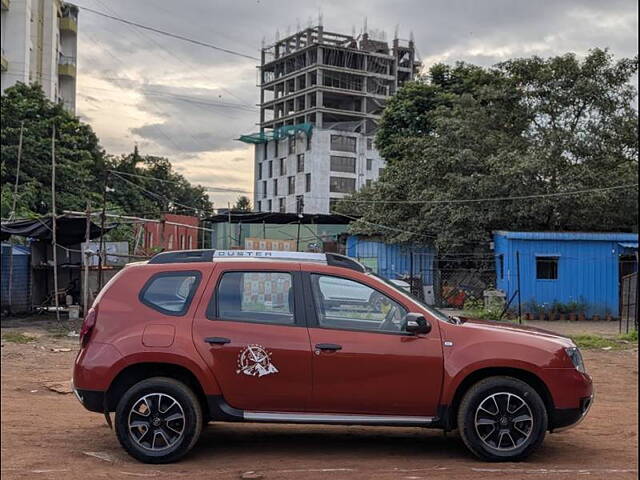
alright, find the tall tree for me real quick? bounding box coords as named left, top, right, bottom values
left=1, top=83, right=104, bottom=217
left=232, top=196, right=252, bottom=212
left=339, top=49, right=639, bottom=252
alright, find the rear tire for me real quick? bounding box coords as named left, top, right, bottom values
left=115, top=377, right=202, bottom=463
left=457, top=376, right=547, bottom=461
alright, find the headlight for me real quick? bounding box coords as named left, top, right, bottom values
left=565, top=347, right=586, bottom=373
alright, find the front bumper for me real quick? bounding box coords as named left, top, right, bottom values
left=550, top=393, right=594, bottom=432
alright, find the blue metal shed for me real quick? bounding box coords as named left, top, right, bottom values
left=346, top=236, right=436, bottom=287
left=1, top=243, right=31, bottom=313
left=493, top=231, right=638, bottom=317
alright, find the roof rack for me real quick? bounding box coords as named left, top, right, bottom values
left=147, top=249, right=366, bottom=273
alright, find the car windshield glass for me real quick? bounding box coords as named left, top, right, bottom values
left=370, top=273, right=452, bottom=323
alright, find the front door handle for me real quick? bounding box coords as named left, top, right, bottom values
left=315, top=343, right=342, bottom=351
left=205, top=337, right=231, bottom=345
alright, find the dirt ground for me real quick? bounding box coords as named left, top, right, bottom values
left=1, top=317, right=638, bottom=480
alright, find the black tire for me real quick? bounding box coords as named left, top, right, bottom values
left=115, top=377, right=203, bottom=463
left=457, top=376, right=547, bottom=462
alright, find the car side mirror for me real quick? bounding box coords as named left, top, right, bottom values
left=404, top=313, right=431, bottom=335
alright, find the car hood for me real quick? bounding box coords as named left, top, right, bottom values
left=456, top=317, right=575, bottom=347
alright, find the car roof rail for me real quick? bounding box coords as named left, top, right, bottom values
left=148, top=249, right=367, bottom=273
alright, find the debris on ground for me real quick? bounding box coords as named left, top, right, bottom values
left=83, top=451, right=116, bottom=462
left=51, top=347, right=72, bottom=353
left=44, top=381, right=72, bottom=394
left=240, top=472, right=264, bottom=479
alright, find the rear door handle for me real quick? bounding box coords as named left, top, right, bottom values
left=315, top=343, right=342, bottom=351
left=205, top=337, right=231, bottom=345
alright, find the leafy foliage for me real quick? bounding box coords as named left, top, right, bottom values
left=339, top=50, right=639, bottom=253
left=232, top=195, right=252, bottom=212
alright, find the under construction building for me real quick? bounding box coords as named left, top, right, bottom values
left=240, top=25, right=420, bottom=215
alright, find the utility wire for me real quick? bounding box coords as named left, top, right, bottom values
left=108, top=170, right=250, bottom=193
left=77, top=5, right=260, bottom=61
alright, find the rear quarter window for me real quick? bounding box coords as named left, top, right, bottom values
left=139, top=271, right=201, bottom=316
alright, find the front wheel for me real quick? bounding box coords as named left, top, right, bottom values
left=115, top=377, right=203, bottom=463
left=457, top=376, right=548, bottom=461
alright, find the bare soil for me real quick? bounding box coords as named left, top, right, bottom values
left=1, top=317, right=637, bottom=480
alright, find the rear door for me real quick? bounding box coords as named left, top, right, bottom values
left=193, top=263, right=312, bottom=412
left=304, top=269, right=444, bottom=416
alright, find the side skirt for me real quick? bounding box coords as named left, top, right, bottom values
left=207, top=396, right=438, bottom=427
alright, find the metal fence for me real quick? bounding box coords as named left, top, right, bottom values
left=620, top=272, right=638, bottom=333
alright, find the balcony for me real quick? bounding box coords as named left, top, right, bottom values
left=59, top=4, right=78, bottom=33
left=58, top=54, right=76, bottom=78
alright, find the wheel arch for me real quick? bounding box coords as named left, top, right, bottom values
left=106, top=362, right=210, bottom=419
left=441, top=366, right=554, bottom=431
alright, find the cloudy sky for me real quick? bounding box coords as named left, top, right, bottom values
left=75, top=0, right=639, bottom=209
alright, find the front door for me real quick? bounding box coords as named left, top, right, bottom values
left=306, top=272, right=443, bottom=416
left=193, top=265, right=312, bottom=412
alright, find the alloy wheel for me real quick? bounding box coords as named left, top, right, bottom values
left=128, top=393, right=186, bottom=451
left=474, top=392, right=534, bottom=451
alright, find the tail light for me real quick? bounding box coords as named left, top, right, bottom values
left=79, top=306, right=97, bottom=346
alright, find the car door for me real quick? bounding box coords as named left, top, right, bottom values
left=193, top=263, right=312, bottom=412
left=304, top=269, right=443, bottom=416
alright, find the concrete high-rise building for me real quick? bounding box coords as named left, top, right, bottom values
left=240, top=25, right=420, bottom=214
left=1, top=0, right=78, bottom=112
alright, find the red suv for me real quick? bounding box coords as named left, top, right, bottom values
left=73, top=250, right=593, bottom=463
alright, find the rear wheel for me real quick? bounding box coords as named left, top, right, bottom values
left=457, top=376, right=547, bottom=461
left=115, top=377, right=202, bottom=463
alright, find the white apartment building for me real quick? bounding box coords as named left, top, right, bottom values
left=1, top=0, right=78, bottom=112
left=241, top=25, right=420, bottom=215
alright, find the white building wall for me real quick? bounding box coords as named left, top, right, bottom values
left=1, top=0, right=76, bottom=113
left=253, top=129, right=385, bottom=215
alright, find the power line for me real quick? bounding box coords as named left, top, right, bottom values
left=108, top=169, right=250, bottom=193
left=77, top=5, right=260, bottom=61
left=323, top=183, right=639, bottom=205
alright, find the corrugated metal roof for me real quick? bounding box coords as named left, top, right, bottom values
left=493, top=231, right=639, bottom=241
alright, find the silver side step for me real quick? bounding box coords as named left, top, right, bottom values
left=243, top=411, right=436, bottom=426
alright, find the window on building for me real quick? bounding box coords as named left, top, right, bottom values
left=210, top=272, right=294, bottom=325
left=180, top=234, right=186, bottom=250
left=257, top=162, right=263, bottom=180
left=305, top=173, right=311, bottom=193
left=273, top=178, right=278, bottom=196
left=140, top=272, right=201, bottom=316
left=329, top=176, right=356, bottom=193
left=366, top=138, right=373, bottom=150
left=279, top=198, right=285, bottom=213
left=366, top=158, right=373, bottom=171
left=310, top=275, right=407, bottom=333
left=268, top=160, right=273, bottom=178
left=288, top=176, right=296, bottom=195
left=330, top=156, right=356, bottom=173
left=267, top=199, right=272, bottom=211
left=288, top=135, right=296, bottom=155
left=188, top=236, right=193, bottom=249
left=256, top=200, right=262, bottom=212
left=498, top=254, right=504, bottom=279
left=296, top=195, right=304, bottom=214
left=378, top=167, right=385, bottom=177
left=274, top=140, right=278, bottom=157
left=297, top=153, right=305, bottom=172
left=262, top=180, right=268, bottom=198
left=536, top=256, right=559, bottom=280
left=330, top=134, right=357, bottom=153
left=279, top=158, right=286, bottom=176
left=366, top=179, right=372, bottom=188
left=329, top=198, right=340, bottom=212
left=263, top=143, right=268, bottom=160
left=306, top=135, right=311, bottom=151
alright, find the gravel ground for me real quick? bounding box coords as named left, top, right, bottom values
left=1, top=317, right=637, bottom=480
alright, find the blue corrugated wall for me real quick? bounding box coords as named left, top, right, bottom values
left=494, top=232, right=638, bottom=317
left=346, top=236, right=435, bottom=285
left=1, top=244, right=31, bottom=313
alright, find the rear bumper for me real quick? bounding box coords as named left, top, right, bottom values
left=550, top=393, right=594, bottom=432
left=73, top=385, right=106, bottom=413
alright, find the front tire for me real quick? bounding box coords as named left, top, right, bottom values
left=115, top=377, right=203, bottom=463
left=457, top=376, right=547, bottom=461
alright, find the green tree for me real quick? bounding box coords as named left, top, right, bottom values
left=233, top=195, right=252, bottom=212
left=1, top=83, right=105, bottom=218
left=339, top=49, right=639, bottom=252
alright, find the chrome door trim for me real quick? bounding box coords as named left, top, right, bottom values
left=243, top=411, right=435, bottom=426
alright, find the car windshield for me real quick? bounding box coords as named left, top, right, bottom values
left=370, top=273, right=452, bottom=323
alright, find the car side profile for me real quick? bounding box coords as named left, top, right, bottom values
left=72, top=250, right=593, bottom=463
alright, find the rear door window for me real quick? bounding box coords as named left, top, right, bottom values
left=210, top=271, right=295, bottom=325
left=139, top=271, right=201, bottom=316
